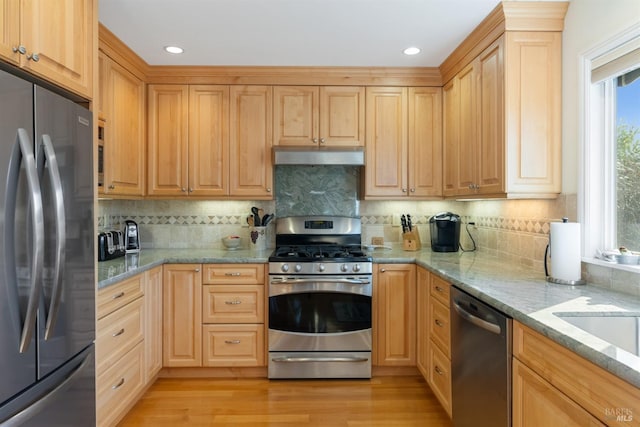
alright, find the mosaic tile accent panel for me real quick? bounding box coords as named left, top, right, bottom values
left=274, top=165, right=360, bottom=217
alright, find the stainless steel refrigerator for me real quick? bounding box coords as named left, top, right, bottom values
left=0, top=67, right=95, bottom=426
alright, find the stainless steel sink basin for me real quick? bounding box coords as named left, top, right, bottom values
left=554, top=313, right=640, bottom=356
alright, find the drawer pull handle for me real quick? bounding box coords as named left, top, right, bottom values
left=112, top=328, right=125, bottom=337
left=435, top=319, right=444, bottom=327
left=225, top=300, right=242, bottom=305
left=225, top=272, right=241, bottom=276
left=435, top=286, right=444, bottom=293
left=434, top=366, right=444, bottom=376
left=225, top=340, right=241, bottom=344
left=112, top=291, right=125, bottom=300
left=112, top=378, right=125, bottom=389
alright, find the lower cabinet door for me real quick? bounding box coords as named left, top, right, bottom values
left=428, top=341, right=452, bottom=418
left=202, top=324, right=265, bottom=367
left=97, top=342, right=145, bottom=427
left=512, top=359, right=605, bottom=427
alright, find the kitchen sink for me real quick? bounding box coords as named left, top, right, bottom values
left=554, top=313, right=640, bottom=356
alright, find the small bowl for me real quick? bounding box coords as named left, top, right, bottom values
left=222, top=236, right=241, bottom=250
left=614, top=254, right=640, bottom=265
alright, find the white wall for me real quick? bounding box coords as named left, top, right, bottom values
left=562, top=0, right=640, bottom=193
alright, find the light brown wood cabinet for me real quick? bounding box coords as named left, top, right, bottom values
left=147, top=85, right=229, bottom=197
left=144, top=266, right=163, bottom=382
left=273, top=86, right=364, bottom=146
left=0, top=0, right=94, bottom=98
left=443, top=32, right=561, bottom=199
left=96, top=274, right=146, bottom=427
left=99, top=51, right=146, bottom=197
left=201, top=264, right=266, bottom=367
left=373, top=263, right=416, bottom=366
left=416, top=267, right=430, bottom=377
left=162, top=264, right=203, bottom=367
left=513, top=321, right=639, bottom=427
left=229, top=85, right=274, bottom=198
left=365, top=87, right=442, bottom=199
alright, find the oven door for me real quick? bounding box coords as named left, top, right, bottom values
left=268, top=275, right=372, bottom=352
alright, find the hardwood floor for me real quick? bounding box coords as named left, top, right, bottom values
left=118, top=376, right=452, bottom=426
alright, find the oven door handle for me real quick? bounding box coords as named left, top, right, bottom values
left=271, top=278, right=370, bottom=285
left=271, top=356, right=369, bottom=363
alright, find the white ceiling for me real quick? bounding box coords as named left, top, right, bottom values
left=98, top=0, right=502, bottom=67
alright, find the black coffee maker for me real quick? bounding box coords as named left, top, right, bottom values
left=124, top=220, right=141, bottom=253
left=429, top=212, right=461, bottom=252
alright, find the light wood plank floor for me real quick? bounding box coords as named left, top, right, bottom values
left=118, top=376, right=452, bottom=426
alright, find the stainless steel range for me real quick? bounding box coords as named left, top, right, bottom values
left=268, top=216, right=373, bottom=379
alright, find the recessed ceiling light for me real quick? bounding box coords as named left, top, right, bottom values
left=164, top=46, right=184, bottom=54
left=403, top=47, right=421, bottom=56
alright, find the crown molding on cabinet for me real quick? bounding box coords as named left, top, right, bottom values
left=439, top=1, right=569, bottom=84
left=99, top=24, right=149, bottom=81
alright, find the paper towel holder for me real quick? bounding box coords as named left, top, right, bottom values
left=544, top=217, right=586, bottom=285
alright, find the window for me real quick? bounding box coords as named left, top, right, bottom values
left=583, top=26, right=640, bottom=263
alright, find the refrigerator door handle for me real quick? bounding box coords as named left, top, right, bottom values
left=0, top=351, right=91, bottom=427
left=38, top=134, right=66, bottom=340
left=4, top=128, right=44, bottom=353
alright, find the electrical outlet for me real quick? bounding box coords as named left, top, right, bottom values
left=371, top=237, right=385, bottom=245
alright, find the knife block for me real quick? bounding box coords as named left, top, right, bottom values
left=402, top=230, right=421, bottom=251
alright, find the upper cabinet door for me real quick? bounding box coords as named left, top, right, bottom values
left=0, top=0, right=20, bottom=65
left=147, top=85, right=189, bottom=196
left=103, top=57, right=145, bottom=196
left=365, top=87, right=408, bottom=197
left=408, top=87, right=442, bottom=198
left=229, top=85, right=273, bottom=199
left=273, top=86, right=318, bottom=146
left=319, top=86, right=365, bottom=146
left=21, top=0, right=94, bottom=98
left=188, top=85, right=230, bottom=197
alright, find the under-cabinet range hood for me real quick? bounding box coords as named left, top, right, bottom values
left=273, top=146, right=365, bottom=166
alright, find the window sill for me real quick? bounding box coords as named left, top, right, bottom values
left=583, top=257, right=640, bottom=274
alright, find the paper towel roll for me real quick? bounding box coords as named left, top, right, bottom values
left=549, top=222, right=582, bottom=282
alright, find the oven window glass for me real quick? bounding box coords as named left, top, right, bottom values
left=269, top=292, right=371, bottom=333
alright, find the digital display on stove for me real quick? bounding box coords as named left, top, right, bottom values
left=304, top=220, right=333, bottom=229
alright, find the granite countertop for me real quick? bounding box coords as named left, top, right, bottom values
left=98, top=246, right=640, bottom=389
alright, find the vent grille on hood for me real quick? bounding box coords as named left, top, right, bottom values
left=273, top=146, right=365, bottom=166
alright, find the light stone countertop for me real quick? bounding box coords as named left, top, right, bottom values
left=98, top=245, right=640, bottom=389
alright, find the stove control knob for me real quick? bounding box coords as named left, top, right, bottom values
left=318, top=263, right=326, bottom=272
left=281, top=264, right=289, bottom=273
left=353, top=264, right=361, bottom=272
left=341, top=264, right=349, bottom=272
left=294, top=264, right=302, bottom=272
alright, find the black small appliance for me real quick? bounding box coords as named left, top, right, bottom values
left=124, top=219, right=141, bottom=253
left=429, top=212, right=461, bottom=252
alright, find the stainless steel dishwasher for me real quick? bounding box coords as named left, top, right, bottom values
left=450, top=286, right=512, bottom=427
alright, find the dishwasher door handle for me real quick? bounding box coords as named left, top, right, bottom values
left=453, top=300, right=501, bottom=335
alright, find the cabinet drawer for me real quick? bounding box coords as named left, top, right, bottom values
left=202, top=264, right=265, bottom=285
left=97, top=275, right=144, bottom=319
left=203, top=285, right=264, bottom=324
left=430, top=275, right=450, bottom=307
left=202, top=324, right=265, bottom=367
left=428, top=340, right=452, bottom=418
left=97, top=342, right=144, bottom=427
left=97, top=298, right=144, bottom=375
left=513, top=321, right=640, bottom=427
left=429, top=297, right=451, bottom=356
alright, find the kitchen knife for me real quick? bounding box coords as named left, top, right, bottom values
left=407, top=214, right=412, bottom=231
left=401, top=215, right=407, bottom=233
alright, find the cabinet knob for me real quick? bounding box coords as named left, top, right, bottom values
left=402, top=188, right=407, bottom=193
left=189, top=187, right=193, bottom=193
left=320, top=138, right=325, bottom=144
left=181, top=188, right=187, bottom=192
left=26, top=53, right=39, bottom=62
left=410, top=188, right=415, bottom=193
left=194, top=268, right=200, bottom=272
left=108, top=184, right=115, bottom=190
left=266, top=188, right=272, bottom=192
left=12, top=45, right=26, bottom=55
left=312, top=138, right=318, bottom=144
left=380, top=268, right=386, bottom=273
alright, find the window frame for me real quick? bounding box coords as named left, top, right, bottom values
left=581, top=23, right=640, bottom=271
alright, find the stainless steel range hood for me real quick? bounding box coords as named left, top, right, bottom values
left=273, top=146, right=365, bottom=166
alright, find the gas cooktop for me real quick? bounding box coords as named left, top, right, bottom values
left=269, top=245, right=372, bottom=263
